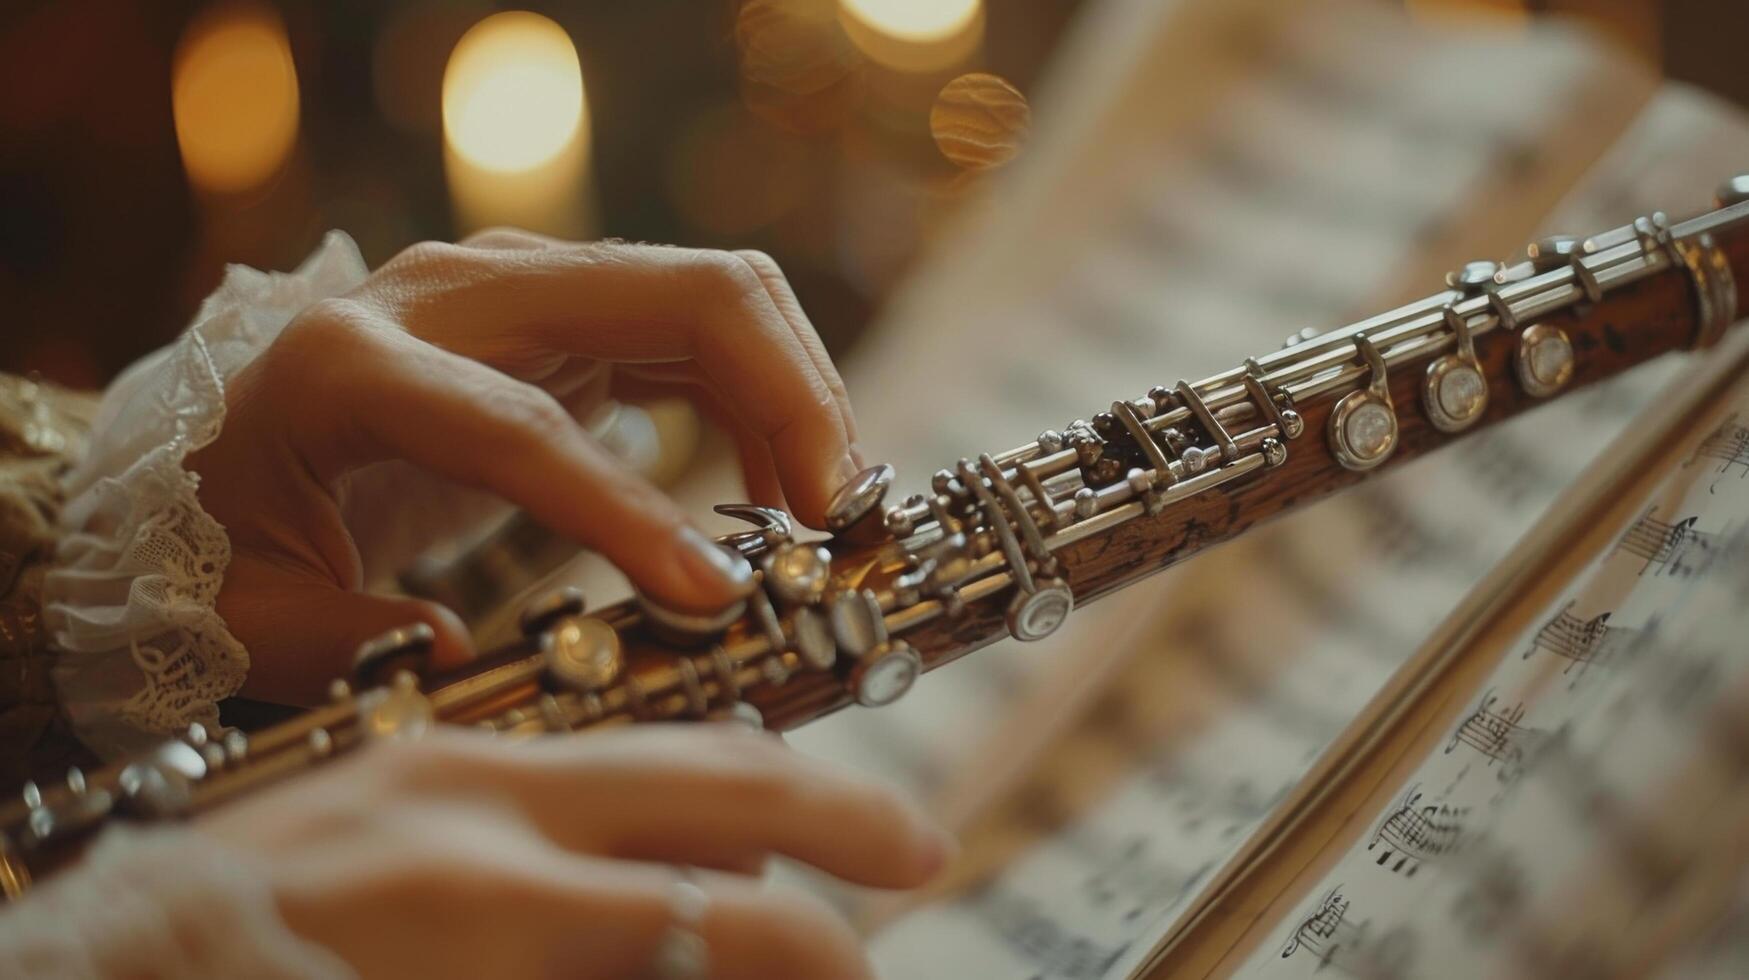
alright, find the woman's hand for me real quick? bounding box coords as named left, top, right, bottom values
left=189, top=233, right=862, bottom=704
left=199, top=725, right=950, bottom=979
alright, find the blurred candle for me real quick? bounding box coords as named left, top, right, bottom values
left=442, top=11, right=592, bottom=237
left=837, top=0, right=983, bottom=73
left=172, top=4, right=300, bottom=195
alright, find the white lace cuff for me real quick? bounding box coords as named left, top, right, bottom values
left=0, top=825, right=354, bottom=979
left=43, top=233, right=370, bottom=758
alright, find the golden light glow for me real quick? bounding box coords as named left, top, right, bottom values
left=442, top=12, right=585, bottom=174
left=737, top=0, right=854, bottom=96
left=172, top=5, right=300, bottom=194
left=840, top=0, right=978, bottom=43
left=930, top=73, right=1029, bottom=170
left=837, top=0, right=983, bottom=73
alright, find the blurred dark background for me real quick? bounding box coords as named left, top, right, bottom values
left=0, top=0, right=1743, bottom=389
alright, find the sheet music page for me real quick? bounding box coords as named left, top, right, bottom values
left=1233, top=354, right=1749, bottom=980
left=790, top=0, right=1650, bottom=817
left=860, top=88, right=1749, bottom=980
left=747, top=5, right=1749, bottom=979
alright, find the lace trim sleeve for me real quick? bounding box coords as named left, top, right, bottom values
left=42, top=233, right=369, bottom=758
left=0, top=825, right=354, bottom=979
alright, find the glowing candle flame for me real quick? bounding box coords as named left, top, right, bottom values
left=442, top=11, right=585, bottom=174
left=172, top=5, right=300, bottom=194
left=837, top=0, right=983, bottom=72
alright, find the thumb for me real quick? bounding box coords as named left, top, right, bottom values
left=221, top=569, right=474, bottom=706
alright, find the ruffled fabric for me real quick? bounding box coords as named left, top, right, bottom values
left=43, top=233, right=370, bottom=757
left=0, top=825, right=354, bottom=979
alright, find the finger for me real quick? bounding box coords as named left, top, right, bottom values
left=614, top=369, right=787, bottom=510
left=533, top=860, right=874, bottom=980
left=497, top=726, right=954, bottom=890
left=732, top=249, right=861, bottom=448
left=696, top=875, right=874, bottom=980
left=718, top=411, right=787, bottom=513
left=222, top=559, right=473, bottom=704
left=460, top=226, right=561, bottom=251
left=356, top=241, right=859, bottom=526
left=457, top=227, right=599, bottom=386
left=267, top=311, right=753, bottom=616
left=271, top=802, right=861, bottom=980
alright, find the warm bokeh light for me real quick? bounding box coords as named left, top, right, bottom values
left=442, top=12, right=592, bottom=238
left=839, top=0, right=979, bottom=44
left=735, top=0, right=863, bottom=134
left=737, top=0, right=851, bottom=94
left=837, top=0, right=983, bottom=73
left=172, top=5, right=300, bottom=194
left=442, top=11, right=585, bottom=173
left=930, top=73, right=1029, bottom=171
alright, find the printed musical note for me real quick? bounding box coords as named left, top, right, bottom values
left=1630, top=522, right=1749, bottom=584
left=1523, top=602, right=1625, bottom=676
left=1280, top=888, right=1350, bottom=962
left=1691, top=415, right=1749, bottom=481
left=1613, top=512, right=1715, bottom=577
left=1446, top=690, right=1520, bottom=761
left=1445, top=690, right=1550, bottom=785
left=1365, top=786, right=1469, bottom=876
left=1280, top=887, right=1417, bottom=978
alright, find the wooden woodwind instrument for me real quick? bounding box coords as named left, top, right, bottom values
left=4, top=178, right=1748, bottom=897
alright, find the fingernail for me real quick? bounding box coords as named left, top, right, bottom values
left=834, top=451, right=864, bottom=492
left=677, top=526, right=755, bottom=604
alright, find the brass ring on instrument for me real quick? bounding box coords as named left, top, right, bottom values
left=1675, top=232, right=1738, bottom=350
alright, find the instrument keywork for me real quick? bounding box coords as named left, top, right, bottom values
left=1422, top=306, right=1489, bottom=433
left=1514, top=323, right=1576, bottom=398
left=1328, top=334, right=1400, bottom=471
left=5, top=184, right=1749, bottom=895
